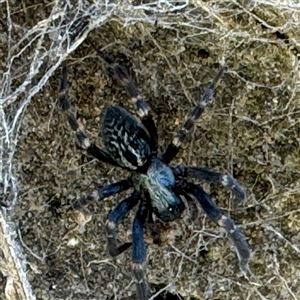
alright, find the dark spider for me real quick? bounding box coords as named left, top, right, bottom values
left=58, top=41, right=251, bottom=300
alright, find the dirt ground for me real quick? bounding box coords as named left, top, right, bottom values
left=1, top=1, right=300, bottom=300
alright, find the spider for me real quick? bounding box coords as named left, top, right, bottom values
left=58, top=40, right=251, bottom=300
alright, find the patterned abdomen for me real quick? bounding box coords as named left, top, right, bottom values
left=102, top=106, right=151, bottom=169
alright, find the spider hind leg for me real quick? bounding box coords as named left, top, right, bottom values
left=88, top=39, right=158, bottom=153
left=58, top=64, right=119, bottom=167
left=161, top=68, right=224, bottom=164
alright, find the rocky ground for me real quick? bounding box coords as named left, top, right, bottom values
left=1, top=1, right=300, bottom=300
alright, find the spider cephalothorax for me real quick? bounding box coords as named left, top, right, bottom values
left=58, top=40, right=251, bottom=300
left=141, top=157, right=185, bottom=222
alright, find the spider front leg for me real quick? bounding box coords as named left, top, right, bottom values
left=106, top=191, right=140, bottom=256
left=87, top=39, right=158, bottom=153
left=132, top=195, right=152, bottom=300
left=161, top=68, right=224, bottom=164
left=173, top=166, right=246, bottom=206
left=106, top=191, right=151, bottom=299
left=72, top=177, right=133, bottom=209
left=183, top=181, right=251, bottom=269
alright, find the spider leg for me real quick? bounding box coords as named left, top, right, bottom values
left=173, top=166, right=246, bottom=205
left=87, top=39, right=158, bottom=153
left=161, top=68, right=224, bottom=164
left=183, top=181, right=251, bottom=269
left=106, top=191, right=140, bottom=257
left=132, top=194, right=152, bottom=300
left=72, top=178, right=133, bottom=209
left=59, top=64, right=119, bottom=167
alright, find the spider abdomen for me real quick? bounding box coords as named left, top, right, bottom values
left=102, top=106, right=151, bottom=169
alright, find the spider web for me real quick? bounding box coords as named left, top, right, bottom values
left=1, top=0, right=300, bottom=299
